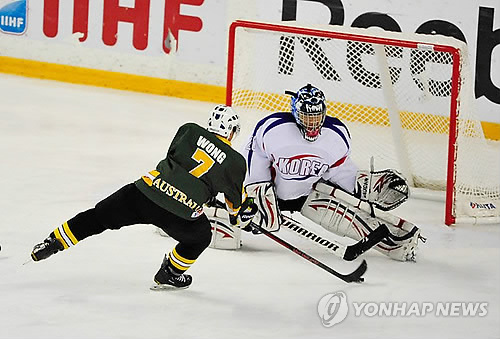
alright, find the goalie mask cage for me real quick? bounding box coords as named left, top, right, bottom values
left=226, top=20, right=500, bottom=226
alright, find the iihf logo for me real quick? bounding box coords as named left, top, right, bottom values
left=317, top=291, right=349, bottom=327
left=0, top=0, right=27, bottom=35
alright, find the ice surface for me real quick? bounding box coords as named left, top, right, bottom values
left=0, top=74, right=499, bottom=339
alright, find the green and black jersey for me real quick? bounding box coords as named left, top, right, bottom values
left=135, top=123, right=247, bottom=220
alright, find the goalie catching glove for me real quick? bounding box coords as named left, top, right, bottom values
left=354, top=168, right=409, bottom=211
left=229, top=198, right=259, bottom=229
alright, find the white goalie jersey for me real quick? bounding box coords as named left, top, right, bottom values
left=241, top=112, right=359, bottom=198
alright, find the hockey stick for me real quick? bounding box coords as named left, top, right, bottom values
left=211, top=200, right=367, bottom=283
left=281, top=214, right=390, bottom=261
left=244, top=182, right=386, bottom=261
left=249, top=220, right=367, bottom=283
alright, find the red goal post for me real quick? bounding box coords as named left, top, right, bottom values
left=226, top=20, right=500, bottom=225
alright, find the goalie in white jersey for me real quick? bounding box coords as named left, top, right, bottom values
left=241, top=84, right=424, bottom=262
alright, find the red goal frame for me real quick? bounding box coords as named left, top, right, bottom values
left=225, top=20, right=463, bottom=225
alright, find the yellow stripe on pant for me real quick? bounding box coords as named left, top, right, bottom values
left=168, top=247, right=196, bottom=272
left=53, top=222, right=79, bottom=249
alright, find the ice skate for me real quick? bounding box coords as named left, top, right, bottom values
left=151, top=255, right=192, bottom=290
left=31, top=235, right=64, bottom=261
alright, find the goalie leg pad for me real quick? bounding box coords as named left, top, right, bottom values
left=245, top=182, right=281, bottom=232
left=301, top=182, right=422, bottom=262
left=206, top=207, right=241, bottom=250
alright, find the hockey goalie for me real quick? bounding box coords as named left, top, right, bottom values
left=209, top=83, right=424, bottom=262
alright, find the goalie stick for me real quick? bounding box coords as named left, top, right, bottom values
left=211, top=200, right=367, bottom=283
left=244, top=181, right=388, bottom=261
left=248, top=220, right=367, bottom=283
left=281, top=214, right=390, bottom=261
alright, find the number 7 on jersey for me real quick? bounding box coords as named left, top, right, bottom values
left=189, top=148, right=215, bottom=178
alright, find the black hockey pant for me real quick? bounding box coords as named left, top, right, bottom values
left=62, top=183, right=212, bottom=263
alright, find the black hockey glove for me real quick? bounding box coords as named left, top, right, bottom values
left=229, top=198, right=258, bottom=229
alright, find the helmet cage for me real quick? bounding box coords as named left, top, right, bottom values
left=297, top=110, right=326, bottom=141
left=289, top=84, right=327, bottom=142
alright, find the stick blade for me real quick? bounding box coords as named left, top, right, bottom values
left=342, top=259, right=367, bottom=283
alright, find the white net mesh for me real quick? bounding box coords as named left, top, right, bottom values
left=228, top=21, right=500, bottom=224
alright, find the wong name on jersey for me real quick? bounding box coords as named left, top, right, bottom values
left=196, top=135, right=227, bottom=164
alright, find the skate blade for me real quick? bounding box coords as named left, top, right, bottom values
left=22, top=255, right=35, bottom=266
left=150, top=283, right=189, bottom=291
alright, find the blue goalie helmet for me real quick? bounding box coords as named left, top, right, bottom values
left=287, top=84, right=327, bottom=142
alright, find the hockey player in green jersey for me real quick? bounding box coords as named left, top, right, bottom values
left=30, top=105, right=257, bottom=290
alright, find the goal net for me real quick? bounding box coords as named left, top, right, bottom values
left=226, top=20, right=500, bottom=225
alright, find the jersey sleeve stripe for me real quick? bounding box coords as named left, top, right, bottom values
left=330, top=155, right=347, bottom=168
